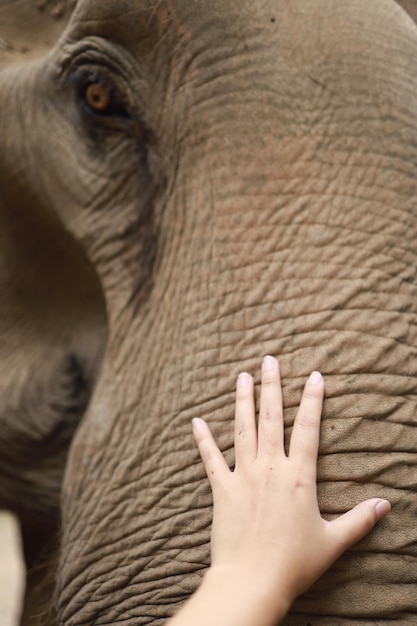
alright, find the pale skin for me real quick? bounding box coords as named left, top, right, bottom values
left=169, top=355, right=391, bottom=626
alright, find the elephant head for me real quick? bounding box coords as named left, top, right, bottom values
left=0, top=0, right=105, bottom=619
left=0, top=0, right=417, bottom=624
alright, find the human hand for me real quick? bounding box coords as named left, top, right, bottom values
left=192, top=356, right=391, bottom=619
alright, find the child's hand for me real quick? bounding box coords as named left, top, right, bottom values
left=192, top=356, right=391, bottom=619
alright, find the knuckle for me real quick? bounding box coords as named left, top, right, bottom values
left=261, top=373, right=278, bottom=387
left=296, top=411, right=315, bottom=430
left=237, top=422, right=252, bottom=439
left=303, top=385, right=322, bottom=400
left=260, top=406, right=275, bottom=423
left=360, top=507, right=377, bottom=533
left=236, top=385, right=252, bottom=400
left=294, top=472, right=312, bottom=490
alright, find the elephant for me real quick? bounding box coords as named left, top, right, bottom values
left=0, top=0, right=417, bottom=624
left=0, top=2, right=106, bottom=620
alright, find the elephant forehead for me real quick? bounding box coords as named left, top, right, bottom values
left=62, top=0, right=417, bottom=139
left=67, top=0, right=417, bottom=66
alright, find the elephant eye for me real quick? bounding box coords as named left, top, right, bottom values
left=85, top=83, right=111, bottom=113
left=79, top=75, right=131, bottom=122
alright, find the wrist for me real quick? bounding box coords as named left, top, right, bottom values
left=201, top=565, right=291, bottom=625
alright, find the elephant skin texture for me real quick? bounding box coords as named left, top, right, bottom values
left=0, top=0, right=417, bottom=624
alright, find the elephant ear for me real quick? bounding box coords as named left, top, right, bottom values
left=0, top=0, right=76, bottom=68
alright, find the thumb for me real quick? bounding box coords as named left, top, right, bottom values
left=327, top=498, right=391, bottom=556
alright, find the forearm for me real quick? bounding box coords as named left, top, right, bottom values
left=168, top=567, right=289, bottom=626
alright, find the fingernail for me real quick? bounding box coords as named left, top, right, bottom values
left=237, top=372, right=251, bottom=387
left=262, top=355, right=277, bottom=371
left=192, top=418, right=204, bottom=432
left=375, top=499, right=391, bottom=520
left=308, top=371, right=322, bottom=385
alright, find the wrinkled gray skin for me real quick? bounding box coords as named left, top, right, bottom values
left=0, top=7, right=107, bottom=623
left=0, top=1, right=417, bottom=624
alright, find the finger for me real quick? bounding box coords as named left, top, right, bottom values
left=192, top=418, right=230, bottom=489
left=289, top=372, right=324, bottom=476
left=257, top=356, right=285, bottom=458
left=234, top=373, right=257, bottom=468
left=327, top=498, right=391, bottom=558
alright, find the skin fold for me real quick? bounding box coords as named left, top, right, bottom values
left=0, top=0, right=416, bottom=624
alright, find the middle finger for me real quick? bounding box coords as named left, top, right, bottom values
left=257, top=356, right=285, bottom=458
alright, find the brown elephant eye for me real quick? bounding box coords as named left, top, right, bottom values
left=75, top=70, right=131, bottom=124
left=85, top=83, right=111, bottom=112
